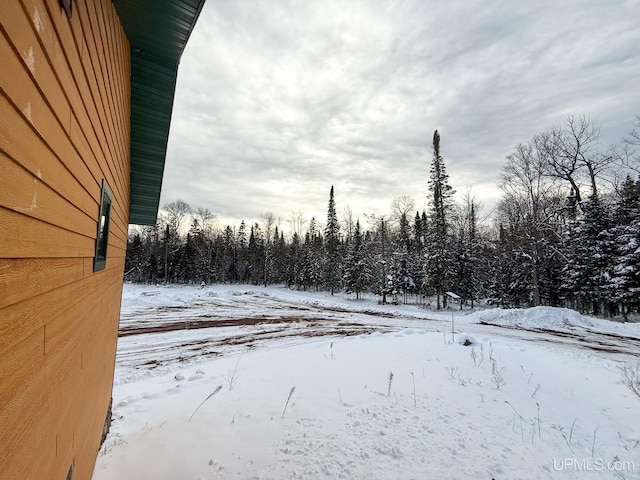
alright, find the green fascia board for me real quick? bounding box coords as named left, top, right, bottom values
left=113, top=0, right=206, bottom=226
left=127, top=50, right=178, bottom=225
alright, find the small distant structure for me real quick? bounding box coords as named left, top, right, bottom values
left=445, top=292, right=461, bottom=342
left=446, top=291, right=462, bottom=309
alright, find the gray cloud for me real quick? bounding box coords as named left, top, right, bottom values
left=160, top=0, right=640, bottom=229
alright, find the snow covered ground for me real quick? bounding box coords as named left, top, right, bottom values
left=93, top=284, right=640, bottom=480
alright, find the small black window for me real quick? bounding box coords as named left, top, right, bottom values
left=60, top=0, right=72, bottom=18
left=93, top=180, right=113, bottom=272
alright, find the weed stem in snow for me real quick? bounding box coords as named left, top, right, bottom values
left=505, top=400, right=525, bottom=442
left=189, top=385, right=223, bottom=422
left=531, top=383, right=540, bottom=398
left=569, top=418, right=577, bottom=444
left=282, top=386, right=296, bottom=418
left=410, top=372, right=416, bottom=407
left=223, top=356, right=242, bottom=391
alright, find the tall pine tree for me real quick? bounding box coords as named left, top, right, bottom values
left=324, top=186, right=341, bottom=294
left=424, top=130, right=455, bottom=309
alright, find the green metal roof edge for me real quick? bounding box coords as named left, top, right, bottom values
left=113, top=0, right=206, bottom=225
left=127, top=53, right=178, bottom=225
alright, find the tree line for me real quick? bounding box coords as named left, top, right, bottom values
left=125, top=115, right=640, bottom=319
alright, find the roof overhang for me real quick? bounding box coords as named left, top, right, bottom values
left=113, top=0, right=206, bottom=225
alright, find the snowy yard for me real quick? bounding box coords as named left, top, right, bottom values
left=93, top=284, right=640, bottom=480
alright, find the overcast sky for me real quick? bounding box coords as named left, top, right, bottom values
left=160, top=0, right=640, bottom=230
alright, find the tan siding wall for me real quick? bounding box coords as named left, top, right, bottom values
left=0, top=0, right=130, bottom=478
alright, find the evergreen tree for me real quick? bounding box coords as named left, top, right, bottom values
left=125, top=231, right=145, bottom=282
left=191, top=218, right=215, bottom=283
left=263, top=225, right=275, bottom=287
left=488, top=225, right=508, bottom=306
left=408, top=212, right=426, bottom=298
left=413, top=211, right=424, bottom=252
left=148, top=224, right=162, bottom=283
left=160, top=224, right=174, bottom=282
left=270, top=229, right=287, bottom=285
left=287, top=232, right=303, bottom=289
left=399, top=212, right=411, bottom=252
left=472, top=224, right=496, bottom=303
left=247, top=223, right=265, bottom=285
left=177, top=233, right=196, bottom=283
left=388, top=249, right=412, bottom=304
left=466, top=202, right=479, bottom=307
left=487, top=224, right=530, bottom=307
left=614, top=176, right=640, bottom=225
left=236, top=221, right=249, bottom=282
left=371, top=217, right=393, bottom=303
left=448, top=198, right=479, bottom=308
left=324, top=186, right=341, bottom=294
left=299, top=218, right=323, bottom=291
left=424, top=130, right=455, bottom=309
left=220, top=225, right=236, bottom=282
left=562, top=196, right=614, bottom=314
left=608, top=177, right=640, bottom=318
left=343, top=220, right=371, bottom=299
left=451, top=228, right=472, bottom=307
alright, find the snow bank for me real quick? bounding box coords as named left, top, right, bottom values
left=466, top=306, right=597, bottom=329
left=465, top=305, right=640, bottom=338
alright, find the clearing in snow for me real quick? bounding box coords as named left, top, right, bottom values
left=93, top=284, right=640, bottom=480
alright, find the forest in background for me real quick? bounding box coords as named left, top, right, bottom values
left=125, top=115, right=640, bottom=319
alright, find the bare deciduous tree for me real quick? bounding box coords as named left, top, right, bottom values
left=538, top=115, right=612, bottom=204
left=390, top=195, right=416, bottom=226
left=162, top=199, right=192, bottom=235
left=341, top=206, right=356, bottom=242
left=613, top=115, right=640, bottom=176
left=499, top=141, right=565, bottom=306
left=259, top=212, right=278, bottom=245
left=192, top=207, right=217, bottom=235
left=288, top=210, right=307, bottom=239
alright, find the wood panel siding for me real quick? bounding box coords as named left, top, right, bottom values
left=0, top=0, right=130, bottom=478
